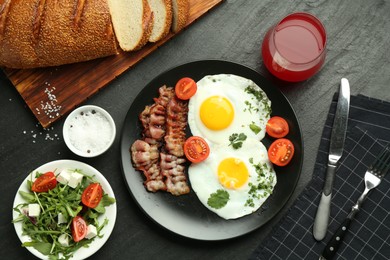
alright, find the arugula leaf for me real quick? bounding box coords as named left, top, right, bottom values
left=94, top=195, right=116, bottom=214
left=27, top=179, right=33, bottom=191
left=228, top=133, right=247, bottom=149
left=19, top=190, right=35, bottom=202
left=22, top=241, right=52, bottom=255
left=65, top=203, right=82, bottom=217
left=207, top=189, right=229, bottom=209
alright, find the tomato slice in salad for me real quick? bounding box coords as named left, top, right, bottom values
left=31, top=171, right=57, bottom=192
left=266, top=116, right=289, bottom=138
left=175, top=77, right=197, bottom=100
left=184, top=136, right=210, bottom=163
left=82, top=183, right=103, bottom=208
left=71, top=216, right=87, bottom=242
left=268, top=138, right=295, bottom=166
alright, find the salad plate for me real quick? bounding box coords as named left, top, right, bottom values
left=12, top=160, right=116, bottom=259
left=120, top=60, right=303, bottom=240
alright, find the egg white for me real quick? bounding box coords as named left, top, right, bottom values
left=187, top=74, right=271, bottom=145
left=188, top=138, right=277, bottom=220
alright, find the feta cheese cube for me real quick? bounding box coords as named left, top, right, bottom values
left=85, top=224, right=97, bottom=239
left=58, top=234, right=69, bottom=247
left=56, top=169, right=72, bottom=185
left=28, top=203, right=41, bottom=217
left=57, top=213, right=67, bottom=224
left=68, top=172, right=84, bottom=188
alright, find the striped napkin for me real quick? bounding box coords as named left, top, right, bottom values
left=250, top=94, right=390, bottom=260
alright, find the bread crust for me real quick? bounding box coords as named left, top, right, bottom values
left=171, top=0, right=189, bottom=33
left=0, top=0, right=40, bottom=68
left=0, top=0, right=118, bottom=69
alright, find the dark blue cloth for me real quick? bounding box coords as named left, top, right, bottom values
left=250, top=94, right=390, bottom=260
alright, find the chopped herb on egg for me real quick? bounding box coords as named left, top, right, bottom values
left=245, top=85, right=265, bottom=102
left=245, top=198, right=255, bottom=207
left=207, top=189, right=229, bottom=209
left=249, top=123, right=261, bottom=134
left=244, top=159, right=275, bottom=207
left=248, top=183, right=261, bottom=199
left=245, top=86, right=272, bottom=117
left=228, top=133, right=247, bottom=149
left=244, top=101, right=259, bottom=114
left=249, top=158, right=268, bottom=180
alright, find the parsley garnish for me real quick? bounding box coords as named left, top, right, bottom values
left=207, top=189, right=229, bottom=209
left=229, top=133, right=247, bottom=149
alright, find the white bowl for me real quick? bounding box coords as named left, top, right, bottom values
left=13, top=160, right=117, bottom=259
left=63, top=105, right=116, bottom=157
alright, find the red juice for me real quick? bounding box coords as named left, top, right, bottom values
left=262, top=13, right=327, bottom=82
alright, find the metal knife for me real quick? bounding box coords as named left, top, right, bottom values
left=313, top=78, right=350, bottom=241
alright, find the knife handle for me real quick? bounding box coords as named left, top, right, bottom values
left=313, top=192, right=331, bottom=241
left=321, top=217, right=352, bottom=260
left=313, top=164, right=337, bottom=241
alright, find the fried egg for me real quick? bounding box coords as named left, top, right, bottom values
left=187, top=74, right=271, bottom=145
left=188, top=138, right=277, bottom=220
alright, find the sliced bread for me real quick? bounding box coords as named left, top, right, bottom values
left=171, top=0, right=189, bottom=33
left=108, top=0, right=154, bottom=51
left=147, top=0, right=172, bottom=42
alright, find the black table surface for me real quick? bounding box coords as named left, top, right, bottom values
left=1, top=1, right=389, bottom=259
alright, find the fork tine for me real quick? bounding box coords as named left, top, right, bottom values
left=372, top=145, right=390, bottom=175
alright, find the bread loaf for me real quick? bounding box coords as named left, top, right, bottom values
left=108, top=0, right=154, bottom=51
left=147, top=0, right=172, bottom=42
left=0, top=0, right=190, bottom=69
left=0, top=0, right=119, bottom=69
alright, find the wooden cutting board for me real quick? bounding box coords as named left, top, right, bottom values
left=3, top=0, right=224, bottom=128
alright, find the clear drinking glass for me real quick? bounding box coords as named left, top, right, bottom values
left=262, top=12, right=327, bottom=82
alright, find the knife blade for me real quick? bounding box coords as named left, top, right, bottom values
left=313, top=78, right=350, bottom=241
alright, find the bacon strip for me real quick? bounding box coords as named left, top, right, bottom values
left=139, top=85, right=175, bottom=145
left=130, top=140, right=166, bottom=192
left=162, top=95, right=190, bottom=195
left=160, top=153, right=189, bottom=195
left=164, top=96, right=188, bottom=157
left=130, top=85, right=190, bottom=195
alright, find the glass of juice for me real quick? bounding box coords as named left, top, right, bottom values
left=262, top=12, right=327, bottom=82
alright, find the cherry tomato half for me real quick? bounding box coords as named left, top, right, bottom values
left=184, top=136, right=210, bottom=163
left=71, top=216, right=87, bottom=242
left=81, top=183, right=103, bottom=208
left=175, top=77, right=197, bottom=100
left=266, top=116, right=289, bottom=138
left=31, top=171, right=57, bottom=193
left=268, top=138, right=294, bottom=167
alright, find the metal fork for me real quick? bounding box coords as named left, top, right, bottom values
left=319, top=145, right=390, bottom=260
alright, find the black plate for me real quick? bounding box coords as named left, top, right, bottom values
left=120, top=60, right=303, bottom=241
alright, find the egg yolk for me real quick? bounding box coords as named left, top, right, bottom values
left=200, top=96, right=234, bottom=130
left=217, top=157, right=249, bottom=189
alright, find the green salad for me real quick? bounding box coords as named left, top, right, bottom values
left=13, top=169, right=116, bottom=260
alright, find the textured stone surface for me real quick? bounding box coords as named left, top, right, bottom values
left=1, top=0, right=389, bottom=259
